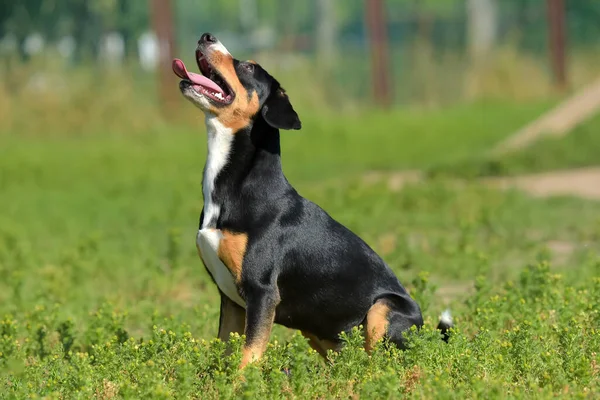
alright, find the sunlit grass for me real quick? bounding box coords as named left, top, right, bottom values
left=1, top=47, right=600, bottom=399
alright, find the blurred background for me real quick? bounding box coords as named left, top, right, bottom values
left=2, top=0, right=600, bottom=135
left=2, top=0, right=600, bottom=374
left=3, top=4, right=600, bottom=395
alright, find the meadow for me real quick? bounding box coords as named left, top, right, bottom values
left=1, top=63, right=600, bottom=398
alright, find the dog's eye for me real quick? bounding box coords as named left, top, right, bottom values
left=243, top=63, right=254, bottom=72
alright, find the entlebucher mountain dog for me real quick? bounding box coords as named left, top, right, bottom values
left=172, top=33, right=452, bottom=369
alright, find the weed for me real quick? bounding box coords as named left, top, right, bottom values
left=1, top=91, right=600, bottom=397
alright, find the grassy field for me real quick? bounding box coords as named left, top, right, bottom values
left=1, top=99, right=600, bottom=398
left=427, top=113, right=600, bottom=179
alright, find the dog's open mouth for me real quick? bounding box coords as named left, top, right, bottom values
left=172, top=51, right=234, bottom=104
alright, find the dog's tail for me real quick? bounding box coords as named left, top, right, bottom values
left=436, top=309, right=453, bottom=343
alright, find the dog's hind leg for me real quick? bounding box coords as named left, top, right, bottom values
left=364, top=300, right=391, bottom=352
left=301, top=331, right=341, bottom=360
left=364, top=296, right=424, bottom=352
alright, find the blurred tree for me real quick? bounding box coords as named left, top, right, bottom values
left=316, top=0, right=337, bottom=66
left=565, top=0, right=600, bottom=46
left=1, top=0, right=600, bottom=63
left=467, top=0, right=497, bottom=63
left=0, top=0, right=148, bottom=61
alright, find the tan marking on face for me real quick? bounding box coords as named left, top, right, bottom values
left=247, top=60, right=257, bottom=64
left=301, top=331, right=341, bottom=360
left=205, top=51, right=260, bottom=132
left=239, top=308, right=276, bottom=369
left=217, top=230, right=248, bottom=283
left=364, top=300, right=391, bottom=352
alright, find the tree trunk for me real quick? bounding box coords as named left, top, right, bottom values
left=315, top=0, right=337, bottom=69
left=149, top=0, right=177, bottom=117
left=467, top=0, right=498, bottom=64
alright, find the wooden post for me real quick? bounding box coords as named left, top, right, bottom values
left=546, top=0, right=567, bottom=91
left=316, top=0, right=337, bottom=70
left=150, top=0, right=177, bottom=116
left=365, top=0, right=392, bottom=108
left=467, top=0, right=498, bottom=65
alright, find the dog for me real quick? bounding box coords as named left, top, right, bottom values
left=172, top=33, right=453, bottom=368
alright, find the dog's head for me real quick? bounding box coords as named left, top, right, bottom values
left=173, top=33, right=301, bottom=132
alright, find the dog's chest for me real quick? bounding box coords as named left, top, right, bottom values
left=196, top=228, right=246, bottom=308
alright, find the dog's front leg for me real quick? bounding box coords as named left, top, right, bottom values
left=240, top=289, right=279, bottom=369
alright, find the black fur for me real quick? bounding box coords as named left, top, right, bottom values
left=192, top=33, right=452, bottom=353
left=261, top=89, right=301, bottom=130
left=203, top=117, right=426, bottom=347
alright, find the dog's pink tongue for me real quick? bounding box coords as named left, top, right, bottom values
left=172, top=59, right=224, bottom=94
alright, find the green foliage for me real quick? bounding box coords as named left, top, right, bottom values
left=1, top=98, right=600, bottom=397
left=1, top=264, right=598, bottom=398
left=427, top=113, right=600, bottom=179
left=4, top=0, right=600, bottom=63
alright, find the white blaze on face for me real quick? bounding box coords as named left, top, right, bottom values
left=209, top=41, right=231, bottom=56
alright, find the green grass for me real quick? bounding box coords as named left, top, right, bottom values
left=1, top=99, right=552, bottom=182
left=427, top=113, right=600, bottom=179
left=1, top=100, right=600, bottom=398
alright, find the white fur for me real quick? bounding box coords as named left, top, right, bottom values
left=440, top=309, right=453, bottom=325
left=210, top=41, right=231, bottom=56
left=183, top=40, right=230, bottom=110
left=182, top=85, right=212, bottom=110
left=196, top=228, right=246, bottom=307
left=195, top=116, right=243, bottom=306
left=183, top=39, right=240, bottom=307
left=201, top=116, right=233, bottom=229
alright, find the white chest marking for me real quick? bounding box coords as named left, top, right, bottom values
left=198, top=118, right=242, bottom=305
left=196, top=228, right=246, bottom=308
left=202, top=117, right=234, bottom=229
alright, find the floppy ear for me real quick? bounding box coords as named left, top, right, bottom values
left=261, top=88, right=301, bottom=130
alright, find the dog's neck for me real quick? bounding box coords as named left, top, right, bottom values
left=200, top=115, right=288, bottom=229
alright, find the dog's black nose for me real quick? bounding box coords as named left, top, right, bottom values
left=199, top=33, right=217, bottom=45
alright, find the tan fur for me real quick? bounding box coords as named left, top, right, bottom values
left=364, top=300, right=391, bottom=352
left=205, top=51, right=260, bottom=132
left=301, top=331, right=341, bottom=360
left=217, top=230, right=248, bottom=283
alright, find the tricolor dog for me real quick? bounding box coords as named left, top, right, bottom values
left=172, top=33, right=452, bottom=369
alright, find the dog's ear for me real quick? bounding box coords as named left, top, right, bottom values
left=261, top=88, right=301, bottom=130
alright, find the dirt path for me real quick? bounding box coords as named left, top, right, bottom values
left=362, top=167, right=600, bottom=200
left=492, top=76, right=600, bottom=155
left=482, top=167, right=600, bottom=200
left=364, top=167, right=600, bottom=303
